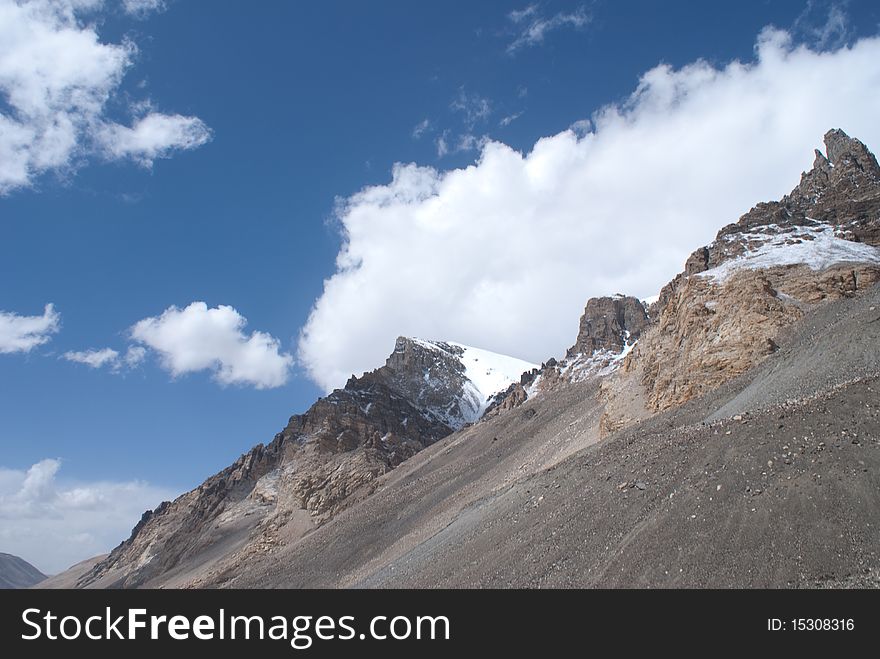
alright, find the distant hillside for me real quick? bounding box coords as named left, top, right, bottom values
left=0, top=553, right=46, bottom=589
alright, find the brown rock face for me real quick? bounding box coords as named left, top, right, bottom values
left=488, top=296, right=650, bottom=416
left=77, top=338, right=495, bottom=589
left=610, top=129, right=880, bottom=422
left=567, top=295, right=649, bottom=357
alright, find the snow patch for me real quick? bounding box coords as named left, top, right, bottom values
left=561, top=339, right=636, bottom=383
left=698, top=223, right=880, bottom=282
left=448, top=341, right=537, bottom=421
left=525, top=373, right=543, bottom=399
left=407, top=337, right=537, bottom=425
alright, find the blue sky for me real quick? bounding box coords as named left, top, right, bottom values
left=3, top=0, right=880, bottom=572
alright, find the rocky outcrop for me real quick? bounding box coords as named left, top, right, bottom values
left=487, top=296, right=651, bottom=416
left=567, top=295, right=650, bottom=356
left=603, top=129, right=880, bottom=427
left=78, top=337, right=530, bottom=588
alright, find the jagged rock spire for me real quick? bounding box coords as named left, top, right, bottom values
left=567, top=295, right=649, bottom=358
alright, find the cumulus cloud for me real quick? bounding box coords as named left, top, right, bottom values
left=506, top=4, right=591, bottom=54
left=0, top=458, right=177, bottom=574
left=299, top=29, right=880, bottom=392
left=0, top=303, right=60, bottom=354
left=0, top=0, right=210, bottom=195
left=130, top=302, right=293, bottom=389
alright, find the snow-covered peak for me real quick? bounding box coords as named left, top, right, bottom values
left=400, top=338, right=537, bottom=427
left=446, top=341, right=538, bottom=417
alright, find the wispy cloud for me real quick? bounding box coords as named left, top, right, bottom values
left=435, top=130, right=488, bottom=158
left=435, top=131, right=449, bottom=157
left=62, top=345, right=146, bottom=371
left=793, top=0, right=851, bottom=49
left=122, top=0, right=166, bottom=18
left=63, top=347, right=120, bottom=369
left=433, top=89, right=494, bottom=158
left=506, top=4, right=591, bottom=54
left=508, top=4, right=539, bottom=24
left=0, top=304, right=60, bottom=354
left=450, top=88, right=492, bottom=128
left=412, top=118, right=431, bottom=139
left=499, top=111, right=524, bottom=127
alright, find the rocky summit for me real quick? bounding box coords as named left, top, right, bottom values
left=76, top=337, right=533, bottom=588
left=604, top=129, right=880, bottom=428
left=568, top=295, right=650, bottom=357
left=65, top=129, right=880, bottom=589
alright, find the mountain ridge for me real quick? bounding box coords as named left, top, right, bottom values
left=76, top=336, right=533, bottom=588
left=66, top=128, right=880, bottom=589
left=0, top=553, right=46, bottom=589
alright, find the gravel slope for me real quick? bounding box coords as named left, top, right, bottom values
left=216, top=285, right=880, bottom=588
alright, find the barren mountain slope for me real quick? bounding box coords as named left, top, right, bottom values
left=64, top=129, right=880, bottom=590
left=225, top=283, right=880, bottom=588
left=76, top=338, right=534, bottom=588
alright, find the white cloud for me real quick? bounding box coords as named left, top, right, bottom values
left=122, top=0, right=165, bottom=18
left=298, top=29, right=880, bottom=392
left=435, top=131, right=488, bottom=158
left=0, top=303, right=60, bottom=354
left=568, top=118, right=591, bottom=136
left=412, top=118, right=431, bottom=139
left=506, top=4, right=590, bottom=54
left=123, top=344, right=146, bottom=367
left=63, top=347, right=119, bottom=368
left=435, top=131, right=449, bottom=157
left=130, top=301, right=293, bottom=389
left=454, top=133, right=488, bottom=153
left=794, top=1, right=851, bottom=49
left=62, top=344, right=146, bottom=371
left=508, top=4, right=538, bottom=24
left=96, top=112, right=211, bottom=166
left=499, top=111, right=524, bottom=127
left=434, top=90, right=493, bottom=158
left=0, top=459, right=177, bottom=574
left=0, top=0, right=210, bottom=195
left=450, top=88, right=491, bottom=128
